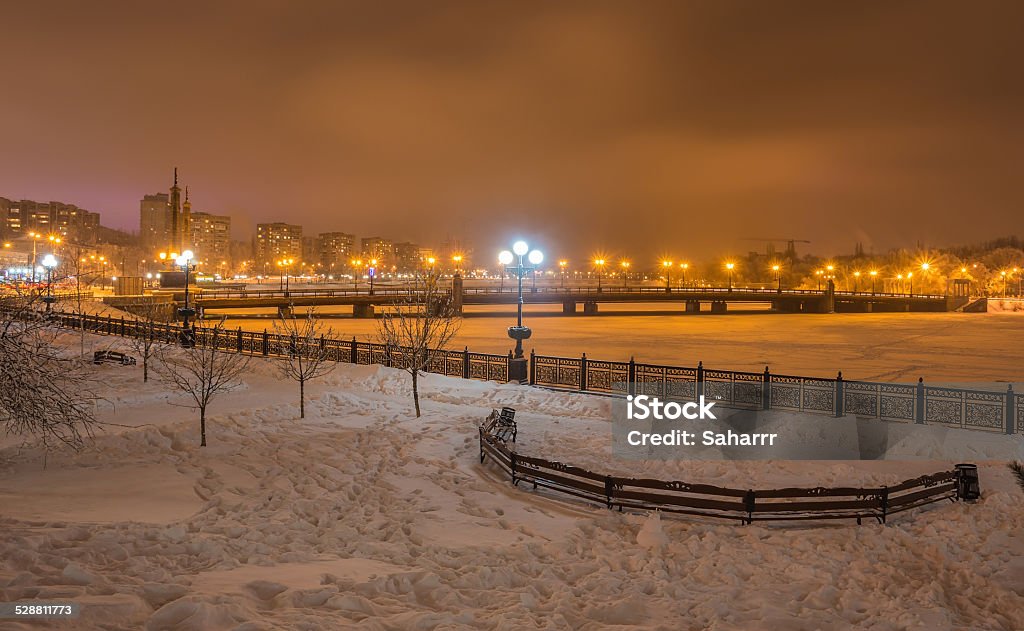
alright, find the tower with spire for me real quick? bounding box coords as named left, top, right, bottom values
left=167, top=167, right=192, bottom=254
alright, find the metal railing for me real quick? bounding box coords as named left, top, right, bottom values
left=42, top=310, right=1020, bottom=434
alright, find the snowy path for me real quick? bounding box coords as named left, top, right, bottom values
left=1, top=340, right=1023, bottom=629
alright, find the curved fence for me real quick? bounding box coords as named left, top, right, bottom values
left=478, top=420, right=963, bottom=525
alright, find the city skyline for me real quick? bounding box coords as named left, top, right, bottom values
left=2, top=2, right=1022, bottom=259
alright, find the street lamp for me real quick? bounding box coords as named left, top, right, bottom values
left=662, top=260, right=672, bottom=292
left=369, top=258, right=378, bottom=295
left=725, top=262, right=735, bottom=291
left=278, top=258, right=295, bottom=295
left=175, top=250, right=196, bottom=347
left=620, top=260, right=630, bottom=288
left=594, top=259, right=606, bottom=292
left=870, top=269, right=878, bottom=294
left=350, top=258, right=362, bottom=290
left=772, top=264, right=782, bottom=292
left=907, top=271, right=914, bottom=296
left=1000, top=270, right=1008, bottom=297
left=42, top=254, right=59, bottom=313
left=500, top=241, right=543, bottom=380
left=680, top=262, right=689, bottom=288
left=558, top=260, right=567, bottom=288
left=853, top=270, right=861, bottom=293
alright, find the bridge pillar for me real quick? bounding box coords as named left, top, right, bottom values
left=823, top=279, right=836, bottom=314
left=277, top=305, right=294, bottom=319
left=685, top=300, right=700, bottom=313
left=863, top=302, right=873, bottom=313
left=562, top=300, right=577, bottom=314
left=583, top=301, right=599, bottom=315
left=710, top=301, right=727, bottom=314
left=353, top=304, right=375, bottom=318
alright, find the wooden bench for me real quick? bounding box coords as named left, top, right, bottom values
left=482, top=407, right=517, bottom=443
left=93, top=350, right=137, bottom=366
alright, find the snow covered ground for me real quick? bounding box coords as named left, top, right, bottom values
left=1, top=332, right=1022, bottom=630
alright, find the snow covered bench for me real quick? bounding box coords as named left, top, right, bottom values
left=93, top=350, right=137, bottom=366
left=482, top=407, right=517, bottom=443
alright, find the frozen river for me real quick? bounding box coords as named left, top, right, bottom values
left=211, top=305, right=1024, bottom=386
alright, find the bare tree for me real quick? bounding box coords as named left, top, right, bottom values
left=123, top=299, right=175, bottom=382
left=0, top=291, right=100, bottom=451
left=272, top=307, right=337, bottom=419
left=377, top=272, right=461, bottom=417
left=160, top=321, right=250, bottom=446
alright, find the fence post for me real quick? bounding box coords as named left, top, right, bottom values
left=696, top=361, right=705, bottom=400
left=351, top=337, right=358, bottom=364
left=262, top=329, right=269, bottom=356
left=462, top=346, right=470, bottom=379
left=579, top=353, right=588, bottom=392
left=835, top=371, right=844, bottom=418
left=529, top=349, right=536, bottom=385
left=1007, top=384, right=1016, bottom=435
left=628, top=357, right=636, bottom=396
left=106, top=314, right=112, bottom=334
left=915, top=377, right=925, bottom=424
left=237, top=327, right=243, bottom=353
left=879, top=489, right=889, bottom=524
left=510, top=452, right=518, bottom=486
left=744, top=489, right=755, bottom=525
left=762, top=365, right=770, bottom=410
left=604, top=475, right=614, bottom=509
left=120, top=317, right=125, bottom=336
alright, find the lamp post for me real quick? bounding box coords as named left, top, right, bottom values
left=772, top=264, right=782, bottom=292
left=42, top=253, right=59, bottom=313
left=278, top=258, right=294, bottom=296
left=662, top=260, right=672, bottom=292
left=558, top=260, right=567, bottom=288
left=500, top=241, right=543, bottom=381
left=680, top=262, right=689, bottom=288
left=870, top=269, right=878, bottom=294
left=176, top=250, right=196, bottom=347
left=594, top=259, right=606, bottom=292
left=908, top=271, right=914, bottom=297
left=725, top=262, right=735, bottom=291
left=853, top=270, right=861, bottom=293
left=1001, top=271, right=1007, bottom=297
left=369, top=258, right=378, bottom=295
left=351, top=258, right=361, bottom=290
left=620, top=260, right=630, bottom=289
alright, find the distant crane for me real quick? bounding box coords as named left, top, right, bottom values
left=741, top=238, right=811, bottom=260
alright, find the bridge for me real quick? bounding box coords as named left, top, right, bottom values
left=142, top=280, right=959, bottom=318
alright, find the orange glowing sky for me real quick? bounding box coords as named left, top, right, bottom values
left=1, top=1, right=1022, bottom=260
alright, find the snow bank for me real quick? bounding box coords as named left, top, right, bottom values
left=0, top=333, right=1021, bottom=629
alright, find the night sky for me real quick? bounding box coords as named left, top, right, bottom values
left=2, top=1, right=1021, bottom=261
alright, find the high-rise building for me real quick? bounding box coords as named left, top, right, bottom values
left=139, top=192, right=170, bottom=249
left=318, top=232, right=355, bottom=272
left=189, top=211, right=231, bottom=271
left=301, top=236, right=318, bottom=268
left=360, top=237, right=393, bottom=266
left=393, top=242, right=422, bottom=273
left=141, top=169, right=192, bottom=254
left=2, top=197, right=101, bottom=243
left=255, top=222, right=302, bottom=266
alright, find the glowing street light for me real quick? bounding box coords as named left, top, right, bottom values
left=369, top=258, right=379, bottom=295
left=869, top=269, right=878, bottom=294
left=500, top=241, right=544, bottom=378
left=620, top=260, right=631, bottom=288
left=772, top=263, right=782, bottom=292
left=41, top=253, right=59, bottom=313
left=725, top=262, right=736, bottom=291
left=853, top=270, right=861, bottom=293
left=175, top=250, right=196, bottom=347
left=594, top=259, right=607, bottom=292
left=558, top=260, right=568, bottom=288
left=680, top=262, right=689, bottom=288
left=661, top=260, right=672, bottom=292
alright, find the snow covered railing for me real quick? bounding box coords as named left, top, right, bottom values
left=529, top=353, right=1022, bottom=435
left=478, top=424, right=964, bottom=525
